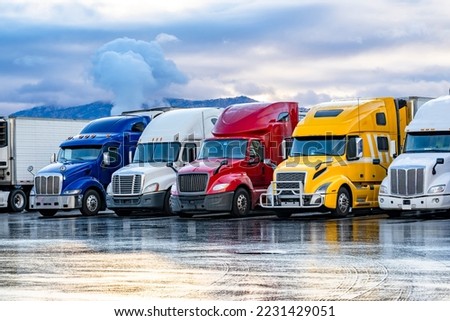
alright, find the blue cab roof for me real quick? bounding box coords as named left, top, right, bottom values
left=80, top=115, right=150, bottom=134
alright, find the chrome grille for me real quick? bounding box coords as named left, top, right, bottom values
left=178, top=174, right=208, bottom=193
left=112, top=174, right=142, bottom=195
left=276, top=172, right=306, bottom=194
left=390, top=167, right=424, bottom=196
left=35, top=175, right=62, bottom=195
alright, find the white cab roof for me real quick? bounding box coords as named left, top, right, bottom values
left=138, top=107, right=222, bottom=142
left=406, top=95, right=450, bottom=132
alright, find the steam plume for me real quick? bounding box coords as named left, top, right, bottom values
left=92, top=37, right=187, bottom=115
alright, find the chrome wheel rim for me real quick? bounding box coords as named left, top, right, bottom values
left=86, top=194, right=98, bottom=212
left=236, top=194, right=248, bottom=215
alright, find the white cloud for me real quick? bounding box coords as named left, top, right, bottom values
left=13, top=55, right=49, bottom=67
left=155, top=33, right=180, bottom=44
left=91, top=37, right=188, bottom=114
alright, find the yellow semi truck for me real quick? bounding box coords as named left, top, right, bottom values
left=260, top=97, right=430, bottom=218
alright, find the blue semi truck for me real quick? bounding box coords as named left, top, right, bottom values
left=29, top=111, right=164, bottom=217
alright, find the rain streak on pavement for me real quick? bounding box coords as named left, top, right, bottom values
left=0, top=210, right=450, bottom=301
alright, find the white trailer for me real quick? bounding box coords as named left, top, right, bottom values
left=379, top=95, right=450, bottom=216
left=106, top=107, right=222, bottom=216
left=0, top=117, right=89, bottom=212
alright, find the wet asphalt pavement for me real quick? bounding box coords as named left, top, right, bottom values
left=1, top=209, right=450, bottom=301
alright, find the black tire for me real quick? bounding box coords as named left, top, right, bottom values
left=163, top=189, right=173, bottom=215
left=39, top=209, right=58, bottom=217
left=178, top=213, right=194, bottom=218
left=231, top=188, right=250, bottom=217
left=80, top=189, right=101, bottom=216
left=114, top=210, right=129, bottom=217
left=276, top=210, right=293, bottom=219
left=331, top=186, right=351, bottom=217
left=8, top=189, right=27, bottom=212
left=385, top=210, right=402, bottom=218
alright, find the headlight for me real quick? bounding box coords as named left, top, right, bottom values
left=106, top=184, right=112, bottom=194
left=63, top=189, right=81, bottom=195
left=212, top=183, right=230, bottom=192
left=379, top=184, right=387, bottom=194
left=315, top=183, right=331, bottom=194
left=143, top=183, right=159, bottom=193
left=428, top=184, right=446, bottom=194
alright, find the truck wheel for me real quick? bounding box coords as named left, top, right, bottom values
left=385, top=210, right=402, bottom=218
left=81, top=189, right=101, bottom=216
left=8, top=189, right=27, bottom=212
left=163, top=189, right=173, bottom=215
left=178, top=213, right=194, bottom=218
left=114, top=210, right=129, bottom=217
left=231, top=188, right=250, bottom=217
left=39, top=210, right=57, bottom=217
left=276, top=210, right=293, bottom=219
left=331, top=187, right=351, bottom=217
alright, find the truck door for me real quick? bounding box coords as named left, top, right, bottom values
left=245, top=140, right=268, bottom=189
left=100, top=144, right=121, bottom=187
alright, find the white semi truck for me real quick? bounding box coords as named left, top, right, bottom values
left=379, top=95, right=450, bottom=216
left=106, top=107, right=222, bottom=216
left=0, top=117, right=89, bottom=212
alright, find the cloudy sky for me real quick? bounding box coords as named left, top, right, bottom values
left=1, top=0, right=450, bottom=115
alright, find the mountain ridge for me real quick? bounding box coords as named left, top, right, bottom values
left=9, top=96, right=257, bottom=120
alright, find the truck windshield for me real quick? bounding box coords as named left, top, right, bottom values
left=133, top=142, right=181, bottom=163
left=291, top=136, right=346, bottom=156
left=404, top=132, right=450, bottom=153
left=198, top=139, right=248, bottom=160
left=58, top=146, right=102, bottom=162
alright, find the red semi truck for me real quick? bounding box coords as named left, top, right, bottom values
left=170, top=101, right=299, bottom=217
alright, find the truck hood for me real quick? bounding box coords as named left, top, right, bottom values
left=390, top=153, right=450, bottom=168
left=112, top=162, right=175, bottom=177
left=178, top=159, right=238, bottom=175
left=36, top=161, right=93, bottom=176
left=277, top=156, right=334, bottom=171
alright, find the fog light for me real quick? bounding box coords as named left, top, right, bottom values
left=432, top=198, right=440, bottom=204
left=379, top=198, right=384, bottom=203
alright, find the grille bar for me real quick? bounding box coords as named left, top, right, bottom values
left=35, top=175, right=62, bottom=195
left=112, top=175, right=142, bottom=195
left=178, top=174, right=208, bottom=193
left=275, top=172, right=306, bottom=195
left=390, top=167, right=424, bottom=196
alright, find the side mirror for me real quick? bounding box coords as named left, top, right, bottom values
left=128, top=150, right=133, bottom=164
left=264, top=159, right=277, bottom=169
left=281, top=138, right=293, bottom=159
left=389, top=140, right=397, bottom=158
left=103, top=152, right=111, bottom=166
left=50, top=153, right=57, bottom=163
left=373, top=158, right=388, bottom=175
left=166, top=162, right=178, bottom=173
left=27, top=166, right=35, bottom=178
left=214, top=159, right=229, bottom=175
left=347, top=137, right=363, bottom=160
left=432, top=158, right=444, bottom=175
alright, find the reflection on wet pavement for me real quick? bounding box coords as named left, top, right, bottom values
left=1, top=212, right=450, bottom=300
